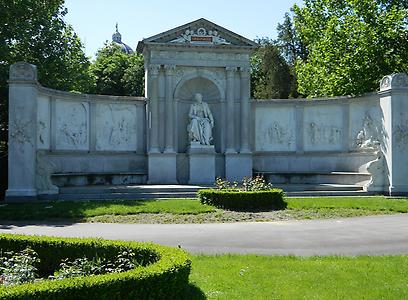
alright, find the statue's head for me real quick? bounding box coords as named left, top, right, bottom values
left=194, top=93, right=203, bottom=103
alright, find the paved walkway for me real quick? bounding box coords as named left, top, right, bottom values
left=1, top=215, right=407, bottom=256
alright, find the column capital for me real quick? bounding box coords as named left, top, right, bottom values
left=9, top=62, right=38, bottom=82
left=239, top=67, right=250, bottom=77
left=148, top=64, right=161, bottom=76
left=164, top=65, right=176, bottom=75
left=380, top=73, right=408, bottom=92
left=226, top=67, right=238, bottom=76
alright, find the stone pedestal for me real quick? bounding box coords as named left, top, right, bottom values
left=188, top=143, right=215, bottom=184
left=148, top=152, right=178, bottom=184
left=6, top=62, right=39, bottom=201
left=225, top=153, right=252, bottom=182
left=379, top=73, right=408, bottom=195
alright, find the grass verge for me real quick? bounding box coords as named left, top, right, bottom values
left=0, top=196, right=407, bottom=223
left=187, top=255, right=408, bottom=300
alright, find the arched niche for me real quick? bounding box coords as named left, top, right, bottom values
left=174, top=76, right=224, bottom=153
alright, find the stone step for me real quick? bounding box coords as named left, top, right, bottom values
left=258, top=172, right=371, bottom=186
left=59, top=185, right=211, bottom=195
left=57, top=192, right=198, bottom=201
left=54, top=183, right=367, bottom=201
left=274, top=183, right=363, bottom=192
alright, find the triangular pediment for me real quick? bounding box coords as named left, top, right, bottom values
left=137, top=18, right=258, bottom=52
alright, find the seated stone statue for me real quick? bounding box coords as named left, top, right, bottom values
left=187, top=93, right=214, bottom=146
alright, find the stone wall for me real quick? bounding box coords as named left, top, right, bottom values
left=6, top=62, right=408, bottom=199
left=252, top=94, right=380, bottom=173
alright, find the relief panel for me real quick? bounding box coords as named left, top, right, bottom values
left=95, top=103, right=137, bottom=151
left=255, top=106, right=296, bottom=152
left=37, top=96, right=50, bottom=150
left=303, top=105, right=343, bottom=151
left=55, top=100, right=89, bottom=151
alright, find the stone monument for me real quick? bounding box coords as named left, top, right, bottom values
left=137, top=18, right=258, bottom=184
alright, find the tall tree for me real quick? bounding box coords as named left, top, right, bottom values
left=293, top=0, right=408, bottom=97
left=251, top=38, right=291, bottom=99
left=90, top=43, right=144, bottom=97
left=0, top=0, right=93, bottom=196
left=276, top=12, right=308, bottom=98
left=0, top=0, right=93, bottom=152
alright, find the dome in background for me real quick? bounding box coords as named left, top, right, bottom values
left=112, top=23, right=134, bottom=54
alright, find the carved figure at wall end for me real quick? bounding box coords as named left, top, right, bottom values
left=363, top=150, right=386, bottom=192
left=36, top=150, right=59, bottom=195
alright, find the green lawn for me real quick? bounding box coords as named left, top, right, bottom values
left=0, top=196, right=407, bottom=222
left=187, top=255, right=408, bottom=299
left=0, top=199, right=216, bottom=221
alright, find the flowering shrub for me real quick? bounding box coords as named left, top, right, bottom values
left=215, top=176, right=273, bottom=191
left=0, top=248, right=39, bottom=286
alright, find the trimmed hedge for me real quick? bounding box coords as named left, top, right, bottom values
left=0, top=234, right=191, bottom=300
left=198, top=189, right=287, bottom=211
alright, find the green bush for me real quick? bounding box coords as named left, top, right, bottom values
left=198, top=189, right=287, bottom=211
left=0, top=234, right=191, bottom=300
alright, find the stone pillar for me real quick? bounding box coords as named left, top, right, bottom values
left=379, top=73, right=408, bottom=195
left=164, top=65, right=175, bottom=153
left=225, top=67, right=237, bottom=153
left=225, top=66, right=252, bottom=182
left=239, top=67, right=251, bottom=153
left=147, top=64, right=177, bottom=184
left=6, top=62, right=39, bottom=201
left=147, top=64, right=160, bottom=153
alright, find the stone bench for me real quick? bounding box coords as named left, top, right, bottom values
left=52, top=172, right=148, bottom=187
left=254, top=171, right=371, bottom=186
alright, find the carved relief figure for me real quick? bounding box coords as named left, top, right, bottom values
left=187, top=93, right=214, bottom=145
left=308, top=122, right=341, bottom=145
left=36, top=151, right=58, bottom=195
left=267, top=122, right=293, bottom=146
left=364, top=150, right=385, bottom=192
left=59, top=102, right=88, bottom=148
left=356, top=113, right=380, bottom=150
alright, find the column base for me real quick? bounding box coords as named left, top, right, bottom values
left=6, top=189, right=38, bottom=202
left=148, top=152, right=178, bottom=184
left=389, top=185, right=408, bottom=196
left=188, top=144, right=215, bottom=185
left=225, top=153, right=253, bottom=182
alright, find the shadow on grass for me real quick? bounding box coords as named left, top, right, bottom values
left=182, top=283, right=207, bottom=300
left=0, top=199, right=158, bottom=223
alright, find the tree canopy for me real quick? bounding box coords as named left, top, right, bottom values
left=0, top=0, right=93, bottom=153
left=292, top=0, right=408, bottom=97
left=89, top=43, right=144, bottom=97
left=251, top=38, right=291, bottom=99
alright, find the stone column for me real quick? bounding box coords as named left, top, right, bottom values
left=147, top=64, right=177, bottom=184
left=6, top=62, right=39, bottom=201
left=239, top=67, right=251, bottom=153
left=379, top=73, right=408, bottom=195
left=225, top=66, right=252, bottom=182
left=148, top=64, right=160, bottom=153
left=164, top=65, right=175, bottom=153
left=225, top=67, right=237, bottom=153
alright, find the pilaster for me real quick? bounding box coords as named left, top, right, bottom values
left=6, top=62, right=39, bottom=201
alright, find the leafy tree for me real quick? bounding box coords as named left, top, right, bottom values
left=90, top=43, right=144, bottom=97
left=0, top=0, right=93, bottom=150
left=276, top=12, right=308, bottom=98
left=0, top=0, right=92, bottom=196
left=251, top=38, right=291, bottom=99
left=293, top=0, right=408, bottom=97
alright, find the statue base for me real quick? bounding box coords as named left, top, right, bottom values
left=188, top=143, right=215, bottom=185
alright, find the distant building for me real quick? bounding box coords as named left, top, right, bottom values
left=112, top=23, right=134, bottom=54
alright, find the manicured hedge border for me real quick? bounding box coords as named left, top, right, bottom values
left=198, top=189, right=287, bottom=211
left=0, top=234, right=191, bottom=300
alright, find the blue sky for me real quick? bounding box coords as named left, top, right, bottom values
left=64, top=0, right=303, bottom=59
